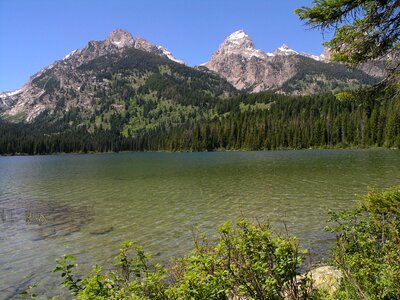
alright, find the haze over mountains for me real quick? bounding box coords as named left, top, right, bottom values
left=0, top=29, right=381, bottom=123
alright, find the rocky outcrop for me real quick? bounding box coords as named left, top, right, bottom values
left=134, top=36, right=184, bottom=64
left=105, top=29, right=135, bottom=48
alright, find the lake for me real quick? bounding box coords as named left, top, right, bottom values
left=1, top=149, right=399, bottom=298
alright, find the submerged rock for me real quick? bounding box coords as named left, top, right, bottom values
left=89, top=226, right=114, bottom=235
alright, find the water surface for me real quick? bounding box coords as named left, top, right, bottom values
left=1, top=149, right=399, bottom=298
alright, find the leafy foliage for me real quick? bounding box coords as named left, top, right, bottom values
left=295, top=0, right=400, bottom=84
left=328, top=186, right=400, bottom=299
left=171, top=221, right=315, bottom=300
left=51, top=220, right=315, bottom=300
left=53, top=241, right=168, bottom=300
left=295, top=0, right=400, bottom=64
left=53, top=255, right=83, bottom=295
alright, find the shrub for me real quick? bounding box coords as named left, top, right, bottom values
left=171, top=220, right=314, bottom=299
left=53, top=220, right=314, bottom=299
left=328, top=187, right=400, bottom=299
left=53, top=242, right=168, bottom=299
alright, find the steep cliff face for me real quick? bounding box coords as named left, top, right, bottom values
left=203, top=30, right=379, bottom=94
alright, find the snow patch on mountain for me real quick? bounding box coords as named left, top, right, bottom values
left=273, top=44, right=298, bottom=56
left=157, top=46, right=185, bottom=64
left=0, top=88, right=23, bottom=98
left=212, top=29, right=274, bottom=60
left=63, top=49, right=79, bottom=60
left=203, top=30, right=333, bottom=66
left=226, top=30, right=248, bottom=45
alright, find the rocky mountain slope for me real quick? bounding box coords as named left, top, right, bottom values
left=203, top=30, right=379, bottom=94
left=0, top=28, right=385, bottom=126
left=0, top=29, right=235, bottom=126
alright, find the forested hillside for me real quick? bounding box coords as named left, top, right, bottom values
left=1, top=87, right=399, bottom=155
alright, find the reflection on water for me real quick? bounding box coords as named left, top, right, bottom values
left=0, top=149, right=399, bottom=298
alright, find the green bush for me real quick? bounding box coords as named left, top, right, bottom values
left=53, top=242, right=168, bottom=299
left=328, top=187, right=400, bottom=299
left=52, top=220, right=314, bottom=299
left=171, top=221, right=315, bottom=299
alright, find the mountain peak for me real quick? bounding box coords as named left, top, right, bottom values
left=273, top=43, right=298, bottom=56
left=105, top=29, right=134, bottom=48
left=227, top=30, right=247, bottom=41
left=223, top=29, right=254, bottom=49
left=279, top=44, right=290, bottom=50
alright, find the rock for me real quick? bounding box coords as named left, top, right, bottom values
left=105, top=29, right=135, bottom=49
left=135, top=36, right=184, bottom=64
left=89, top=226, right=114, bottom=235
left=308, top=265, right=342, bottom=294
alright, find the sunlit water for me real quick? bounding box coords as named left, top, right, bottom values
left=1, top=149, right=399, bottom=298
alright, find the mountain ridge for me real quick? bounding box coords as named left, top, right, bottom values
left=0, top=28, right=383, bottom=123
left=203, top=29, right=379, bottom=94
left=1, top=28, right=382, bottom=95
left=0, top=29, right=236, bottom=124
left=0, top=29, right=189, bottom=121
left=0, top=29, right=183, bottom=95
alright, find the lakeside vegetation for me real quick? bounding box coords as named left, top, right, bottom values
left=22, top=186, right=400, bottom=299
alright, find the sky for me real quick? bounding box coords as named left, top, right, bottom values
left=0, top=0, right=332, bottom=92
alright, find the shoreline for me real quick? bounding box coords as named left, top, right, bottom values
left=1, top=145, right=398, bottom=157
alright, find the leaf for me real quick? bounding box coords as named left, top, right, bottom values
left=53, top=266, right=64, bottom=273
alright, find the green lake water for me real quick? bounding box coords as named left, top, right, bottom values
left=0, top=149, right=399, bottom=298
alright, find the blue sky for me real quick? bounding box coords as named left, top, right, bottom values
left=0, top=0, right=331, bottom=92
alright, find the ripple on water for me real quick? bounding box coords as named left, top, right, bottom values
left=0, top=149, right=400, bottom=298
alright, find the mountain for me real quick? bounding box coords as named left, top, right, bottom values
left=203, top=30, right=380, bottom=94
left=0, top=28, right=398, bottom=155
left=0, top=29, right=236, bottom=126
left=0, top=29, right=385, bottom=123
left=0, top=28, right=388, bottom=132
